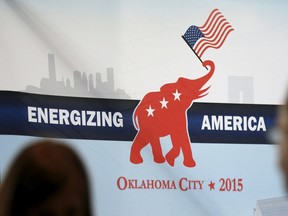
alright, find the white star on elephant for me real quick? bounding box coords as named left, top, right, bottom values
left=173, top=89, right=181, bottom=101
left=160, top=97, right=169, bottom=109
left=146, top=105, right=155, bottom=117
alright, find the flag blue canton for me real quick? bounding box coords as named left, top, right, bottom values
left=183, top=26, right=205, bottom=48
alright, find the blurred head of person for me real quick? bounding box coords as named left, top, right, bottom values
left=279, top=92, right=288, bottom=191
left=0, top=140, right=92, bottom=216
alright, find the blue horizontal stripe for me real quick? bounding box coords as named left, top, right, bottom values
left=0, top=91, right=277, bottom=144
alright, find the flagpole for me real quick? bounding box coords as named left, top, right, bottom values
left=181, top=36, right=208, bottom=70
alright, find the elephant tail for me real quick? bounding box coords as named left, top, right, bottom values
left=133, top=107, right=140, bottom=130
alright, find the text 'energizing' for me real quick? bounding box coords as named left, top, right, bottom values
left=27, top=106, right=123, bottom=127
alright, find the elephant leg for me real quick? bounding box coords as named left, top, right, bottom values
left=130, top=131, right=148, bottom=164
left=167, top=130, right=196, bottom=168
left=150, top=137, right=165, bottom=164
left=165, top=134, right=181, bottom=167
left=178, top=130, right=196, bottom=168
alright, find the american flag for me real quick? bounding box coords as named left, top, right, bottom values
left=182, top=8, right=234, bottom=58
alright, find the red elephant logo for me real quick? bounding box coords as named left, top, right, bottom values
left=130, top=60, right=215, bottom=168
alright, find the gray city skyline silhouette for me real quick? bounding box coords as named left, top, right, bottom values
left=25, top=54, right=130, bottom=99
left=24, top=54, right=254, bottom=103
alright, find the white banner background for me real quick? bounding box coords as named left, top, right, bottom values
left=0, top=1, right=287, bottom=215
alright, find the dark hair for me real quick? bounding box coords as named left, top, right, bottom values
left=285, top=90, right=288, bottom=109
left=0, top=140, right=92, bottom=216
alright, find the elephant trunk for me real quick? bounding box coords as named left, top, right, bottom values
left=194, top=60, right=215, bottom=88
left=186, top=60, right=215, bottom=99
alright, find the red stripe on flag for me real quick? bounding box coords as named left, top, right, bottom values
left=201, top=16, right=226, bottom=37
left=195, top=26, right=234, bottom=58
left=199, top=9, right=220, bottom=32
left=193, top=9, right=234, bottom=58
left=194, top=19, right=231, bottom=52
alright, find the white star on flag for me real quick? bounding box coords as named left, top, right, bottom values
left=160, top=97, right=168, bottom=109
left=173, top=89, right=181, bottom=101
left=146, top=105, right=155, bottom=117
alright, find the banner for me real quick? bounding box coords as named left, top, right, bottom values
left=0, top=1, right=287, bottom=215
